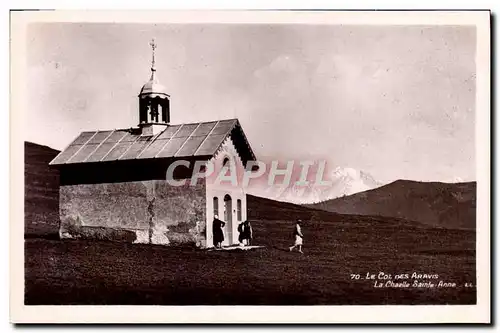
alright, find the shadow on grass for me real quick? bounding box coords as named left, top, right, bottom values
left=24, top=232, right=60, bottom=241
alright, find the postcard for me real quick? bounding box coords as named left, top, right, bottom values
left=10, top=10, right=490, bottom=323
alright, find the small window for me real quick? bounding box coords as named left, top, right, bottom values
left=237, top=199, right=242, bottom=221
left=224, top=194, right=232, bottom=222
left=213, top=197, right=219, bottom=217
left=223, top=157, right=230, bottom=167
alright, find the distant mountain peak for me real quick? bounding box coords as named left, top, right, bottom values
left=247, top=166, right=382, bottom=204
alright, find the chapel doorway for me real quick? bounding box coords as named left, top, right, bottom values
left=223, top=194, right=233, bottom=245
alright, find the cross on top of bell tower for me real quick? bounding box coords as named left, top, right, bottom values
left=150, top=38, right=157, bottom=72
left=140, top=38, right=168, bottom=97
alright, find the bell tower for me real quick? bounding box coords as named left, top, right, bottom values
left=138, top=39, right=170, bottom=136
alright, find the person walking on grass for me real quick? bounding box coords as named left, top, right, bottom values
left=289, top=219, right=304, bottom=253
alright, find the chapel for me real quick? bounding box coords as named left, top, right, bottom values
left=50, top=40, right=256, bottom=248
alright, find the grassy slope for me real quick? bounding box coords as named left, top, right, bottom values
left=25, top=195, right=476, bottom=305
left=307, top=180, right=476, bottom=230
left=23, top=144, right=476, bottom=305
left=24, top=142, right=60, bottom=236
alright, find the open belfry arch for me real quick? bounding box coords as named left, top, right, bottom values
left=50, top=40, right=256, bottom=248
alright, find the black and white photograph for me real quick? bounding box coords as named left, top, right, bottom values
left=10, top=10, right=490, bottom=323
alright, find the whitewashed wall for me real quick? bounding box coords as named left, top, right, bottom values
left=205, top=137, right=248, bottom=247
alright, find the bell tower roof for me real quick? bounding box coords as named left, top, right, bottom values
left=139, top=38, right=169, bottom=98
left=138, top=39, right=171, bottom=132
left=139, top=79, right=169, bottom=97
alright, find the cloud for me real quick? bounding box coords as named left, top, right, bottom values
left=253, top=54, right=303, bottom=80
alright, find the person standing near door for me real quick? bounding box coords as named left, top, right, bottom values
left=238, top=220, right=253, bottom=246
left=212, top=215, right=226, bottom=249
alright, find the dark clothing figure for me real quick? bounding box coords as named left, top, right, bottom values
left=238, top=220, right=253, bottom=246
left=212, top=218, right=226, bottom=248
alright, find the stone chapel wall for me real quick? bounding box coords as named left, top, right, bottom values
left=59, top=180, right=207, bottom=247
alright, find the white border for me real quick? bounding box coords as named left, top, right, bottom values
left=9, top=10, right=491, bottom=324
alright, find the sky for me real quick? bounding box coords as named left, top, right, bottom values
left=25, top=23, right=476, bottom=183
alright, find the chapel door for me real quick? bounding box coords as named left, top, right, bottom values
left=224, top=194, right=233, bottom=245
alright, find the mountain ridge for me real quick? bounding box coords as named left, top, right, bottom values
left=24, top=141, right=61, bottom=236
left=307, top=179, right=476, bottom=230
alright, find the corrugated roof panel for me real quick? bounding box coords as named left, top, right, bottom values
left=115, top=132, right=138, bottom=143
left=50, top=145, right=82, bottom=165
left=72, top=131, right=98, bottom=145
left=85, top=142, right=118, bottom=162
left=173, top=123, right=198, bottom=138
left=85, top=131, right=128, bottom=162
left=191, top=121, right=217, bottom=137
left=101, top=133, right=138, bottom=161
left=210, top=120, right=236, bottom=135
left=101, top=142, right=134, bottom=161
left=156, top=136, right=189, bottom=158
left=175, top=135, right=207, bottom=157
left=105, top=130, right=130, bottom=143
left=136, top=139, right=170, bottom=159
left=120, top=136, right=155, bottom=160
left=194, top=134, right=227, bottom=156
left=68, top=143, right=101, bottom=163
left=87, top=131, right=113, bottom=144
left=156, top=124, right=183, bottom=140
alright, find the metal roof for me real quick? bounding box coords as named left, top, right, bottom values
left=49, top=119, right=256, bottom=166
left=139, top=78, right=169, bottom=98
